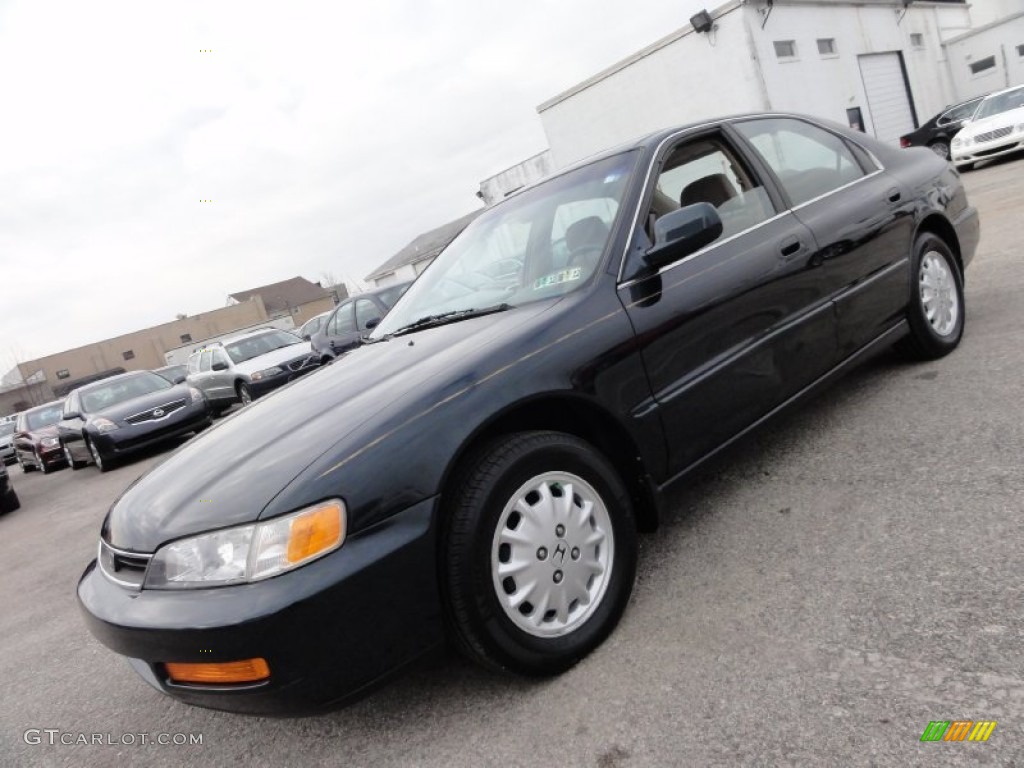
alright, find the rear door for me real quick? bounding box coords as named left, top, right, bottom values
left=619, top=127, right=836, bottom=478
left=732, top=117, right=914, bottom=358
left=206, top=348, right=236, bottom=403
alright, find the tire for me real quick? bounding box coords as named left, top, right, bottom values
left=87, top=438, right=112, bottom=473
left=928, top=141, right=950, bottom=161
left=38, top=451, right=50, bottom=475
left=17, top=452, right=34, bottom=473
left=64, top=441, right=85, bottom=470
left=956, top=162, right=974, bottom=172
left=896, top=233, right=965, bottom=361
left=238, top=383, right=253, bottom=406
left=443, top=431, right=637, bottom=676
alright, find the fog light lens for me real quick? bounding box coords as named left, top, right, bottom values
left=164, top=658, right=270, bottom=684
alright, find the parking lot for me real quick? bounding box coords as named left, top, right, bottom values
left=1, top=159, right=1022, bottom=767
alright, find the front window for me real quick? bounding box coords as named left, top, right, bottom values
left=80, top=373, right=172, bottom=413
left=373, top=151, right=638, bottom=338
left=223, top=330, right=304, bottom=364
left=25, top=405, right=64, bottom=430
left=975, top=87, right=1024, bottom=119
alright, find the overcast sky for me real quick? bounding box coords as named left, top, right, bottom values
left=0, top=0, right=707, bottom=369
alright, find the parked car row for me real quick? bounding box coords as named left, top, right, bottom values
left=901, top=84, right=1024, bottom=171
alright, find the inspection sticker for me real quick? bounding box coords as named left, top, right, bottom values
left=534, top=267, right=583, bottom=290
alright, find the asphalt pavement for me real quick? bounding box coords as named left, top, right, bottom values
left=1, top=158, right=1022, bottom=767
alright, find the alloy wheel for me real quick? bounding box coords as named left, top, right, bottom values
left=920, top=250, right=960, bottom=337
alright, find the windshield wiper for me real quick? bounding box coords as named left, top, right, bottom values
left=385, top=303, right=513, bottom=339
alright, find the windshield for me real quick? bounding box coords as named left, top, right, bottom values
left=372, top=151, right=639, bottom=338
left=225, top=329, right=301, bottom=364
left=80, top=372, right=172, bottom=413
left=975, top=87, right=1024, bottom=120
left=26, top=405, right=64, bottom=430
left=224, top=330, right=303, bottom=364
left=0, top=422, right=14, bottom=437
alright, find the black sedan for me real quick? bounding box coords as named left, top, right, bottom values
left=59, top=371, right=212, bottom=472
left=899, top=95, right=984, bottom=160
left=78, top=113, right=978, bottom=715
left=311, top=282, right=410, bottom=363
left=0, top=460, right=19, bottom=514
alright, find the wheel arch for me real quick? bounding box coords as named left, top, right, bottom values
left=915, top=213, right=963, bottom=278
left=437, top=394, right=661, bottom=534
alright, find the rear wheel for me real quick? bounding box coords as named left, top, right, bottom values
left=928, top=141, right=950, bottom=160
left=896, top=233, right=965, bottom=360
left=17, top=452, right=34, bottom=473
left=443, top=431, right=637, bottom=676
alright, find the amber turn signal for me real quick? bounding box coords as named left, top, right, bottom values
left=286, top=501, right=344, bottom=564
left=165, top=658, right=270, bottom=684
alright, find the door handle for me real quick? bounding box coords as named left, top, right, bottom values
left=886, top=188, right=901, bottom=203
left=779, top=236, right=802, bottom=260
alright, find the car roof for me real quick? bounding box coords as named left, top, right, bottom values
left=75, top=370, right=158, bottom=394
left=22, top=399, right=64, bottom=414
left=981, top=83, right=1024, bottom=100
left=194, top=327, right=294, bottom=350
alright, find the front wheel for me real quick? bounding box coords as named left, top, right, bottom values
left=87, top=438, right=112, bottom=473
left=238, top=383, right=253, bottom=406
left=37, top=451, right=50, bottom=475
left=64, top=442, right=85, bottom=470
left=443, top=431, right=637, bottom=676
left=896, top=233, right=965, bottom=360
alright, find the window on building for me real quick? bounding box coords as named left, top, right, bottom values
left=817, top=38, right=837, bottom=56
left=910, top=33, right=924, bottom=49
left=733, top=117, right=866, bottom=207
left=970, top=56, right=997, bottom=76
left=774, top=40, right=797, bottom=60
left=122, top=350, right=135, bottom=361
left=56, top=369, right=70, bottom=380
left=1017, top=44, right=1024, bottom=59
left=180, top=333, right=192, bottom=344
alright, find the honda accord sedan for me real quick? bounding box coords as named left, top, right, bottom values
left=79, top=113, right=979, bottom=715
left=58, top=371, right=212, bottom=472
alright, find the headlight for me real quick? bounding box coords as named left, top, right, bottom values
left=249, top=367, right=283, bottom=382
left=188, top=387, right=204, bottom=403
left=145, top=499, right=346, bottom=589
left=41, top=437, right=60, bottom=448
left=93, top=418, right=119, bottom=434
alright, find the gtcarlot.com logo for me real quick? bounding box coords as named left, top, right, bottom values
left=24, top=729, right=203, bottom=746
left=920, top=720, right=997, bottom=743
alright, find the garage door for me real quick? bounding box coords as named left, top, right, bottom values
left=858, top=52, right=917, bottom=146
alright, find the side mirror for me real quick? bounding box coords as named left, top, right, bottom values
left=302, top=333, right=311, bottom=341
left=63, top=411, right=81, bottom=420
left=172, top=374, right=187, bottom=385
left=364, top=317, right=381, bottom=330
left=211, top=362, right=229, bottom=372
left=645, top=203, right=723, bottom=270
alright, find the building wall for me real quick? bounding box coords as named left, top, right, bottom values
left=968, top=0, right=1020, bottom=27
left=370, top=260, right=431, bottom=289
left=292, top=297, right=337, bottom=327
left=478, top=151, right=554, bottom=205
left=538, top=3, right=764, bottom=168
left=16, top=297, right=271, bottom=391
left=945, top=13, right=1024, bottom=100
left=536, top=1, right=975, bottom=165
left=748, top=3, right=972, bottom=141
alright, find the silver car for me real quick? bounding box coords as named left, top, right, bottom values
left=186, top=328, right=320, bottom=410
left=0, top=420, right=16, bottom=465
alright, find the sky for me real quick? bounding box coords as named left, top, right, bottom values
left=0, top=0, right=708, bottom=370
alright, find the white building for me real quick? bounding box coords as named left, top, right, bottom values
left=537, top=0, right=978, bottom=168
left=944, top=11, right=1024, bottom=100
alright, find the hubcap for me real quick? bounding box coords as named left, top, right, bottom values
left=89, top=441, right=103, bottom=469
left=930, top=143, right=949, bottom=159
left=64, top=444, right=73, bottom=465
left=240, top=387, right=252, bottom=405
left=919, top=251, right=960, bottom=337
left=491, top=472, right=614, bottom=638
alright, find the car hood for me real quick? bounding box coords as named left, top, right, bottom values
left=88, top=384, right=194, bottom=424
left=960, top=106, right=1024, bottom=137
left=232, top=342, right=314, bottom=375
left=25, top=425, right=59, bottom=442
left=102, top=301, right=561, bottom=552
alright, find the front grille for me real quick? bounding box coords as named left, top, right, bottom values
left=975, top=126, right=1013, bottom=144
left=286, top=355, right=318, bottom=372
left=124, top=398, right=188, bottom=425
left=98, top=540, right=152, bottom=589
left=975, top=143, right=1020, bottom=157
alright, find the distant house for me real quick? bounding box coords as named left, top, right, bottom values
left=364, top=209, right=483, bottom=288
left=228, top=276, right=336, bottom=326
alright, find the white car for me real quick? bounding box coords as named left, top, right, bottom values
left=951, top=84, right=1024, bottom=171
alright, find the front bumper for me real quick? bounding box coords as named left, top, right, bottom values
left=0, top=443, right=15, bottom=464
left=952, top=132, right=1024, bottom=167
left=92, top=402, right=211, bottom=457
left=77, top=496, right=444, bottom=715
left=248, top=357, right=321, bottom=399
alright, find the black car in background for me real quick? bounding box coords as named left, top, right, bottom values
left=79, top=114, right=978, bottom=715
left=310, top=282, right=410, bottom=363
left=14, top=401, right=66, bottom=474
left=58, top=371, right=212, bottom=472
left=900, top=95, right=984, bottom=160
left=0, top=460, right=19, bottom=514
